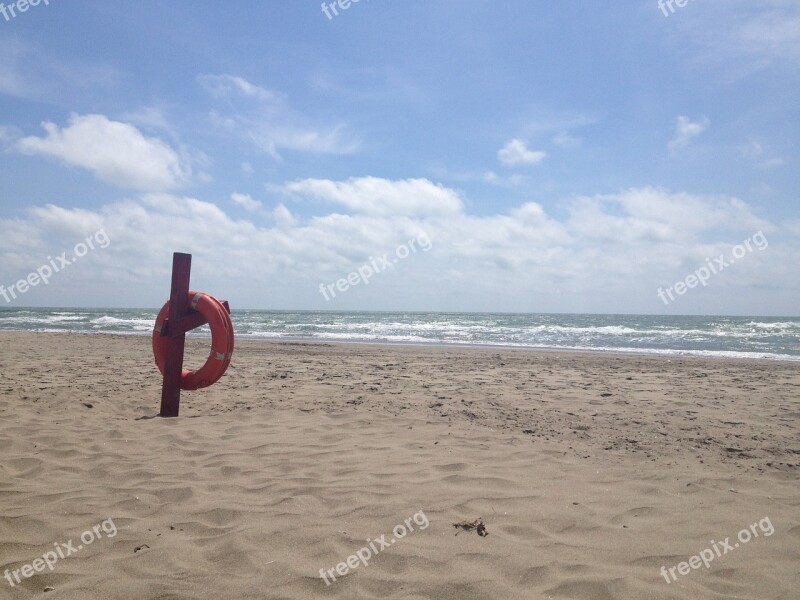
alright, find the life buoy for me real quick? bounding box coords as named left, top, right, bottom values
left=152, top=291, right=234, bottom=390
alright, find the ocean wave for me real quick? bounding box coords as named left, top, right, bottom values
left=2, top=310, right=798, bottom=359
left=91, top=316, right=153, bottom=329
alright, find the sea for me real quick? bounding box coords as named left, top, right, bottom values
left=1, top=308, right=799, bottom=361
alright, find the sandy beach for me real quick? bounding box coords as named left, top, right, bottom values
left=0, top=332, right=798, bottom=599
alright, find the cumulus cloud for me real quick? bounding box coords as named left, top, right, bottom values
left=497, top=139, right=547, bottom=166
left=0, top=181, right=789, bottom=312
left=283, top=176, right=463, bottom=216
left=15, top=114, right=190, bottom=191
left=567, top=187, right=770, bottom=247
left=230, top=192, right=262, bottom=212
left=668, top=115, right=710, bottom=153
left=120, top=106, right=176, bottom=136
left=272, top=203, right=295, bottom=227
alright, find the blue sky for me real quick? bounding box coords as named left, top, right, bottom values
left=0, top=0, right=798, bottom=313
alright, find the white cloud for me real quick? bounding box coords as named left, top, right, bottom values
left=272, top=203, right=295, bottom=227
left=497, top=139, right=547, bottom=166
left=230, top=192, right=262, bottom=212
left=704, top=3, right=800, bottom=64
left=567, top=187, right=770, bottom=246
left=738, top=139, right=785, bottom=169
left=427, top=167, right=527, bottom=188
left=667, top=2, right=800, bottom=81
left=519, top=109, right=597, bottom=137
left=120, top=107, right=176, bottom=135
left=668, top=115, right=709, bottom=153
left=198, top=74, right=359, bottom=159
left=482, top=171, right=528, bottom=187
left=0, top=125, right=20, bottom=148
left=283, top=176, right=463, bottom=216
left=15, top=114, right=190, bottom=191
left=0, top=38, right=119, bottom=102
left=737, top=7, right=800, bottom=61
left=0, top=183, right=790, bottom=313
left=759, top=157, right=785, bottom=169
left=201, top=74, right=274, bottom=101
left=552, top=131, right=581, bottom=148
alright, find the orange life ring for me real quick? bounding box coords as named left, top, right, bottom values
left=152, top=291, right=234, bottom=390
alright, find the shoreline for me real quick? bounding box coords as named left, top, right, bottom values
left=3, top=330, right=799, bottom=363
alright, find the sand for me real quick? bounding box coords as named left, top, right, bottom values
left=0, top=332, right=798, bottom=599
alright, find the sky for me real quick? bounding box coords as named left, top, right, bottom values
left=0, top=0, right=798, bottom=314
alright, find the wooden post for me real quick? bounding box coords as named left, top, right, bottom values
left=159, top=252, right=192, bottom=417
